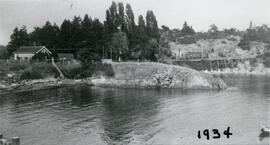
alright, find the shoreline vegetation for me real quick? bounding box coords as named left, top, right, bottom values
left=0, top=61, right=229, bottom=94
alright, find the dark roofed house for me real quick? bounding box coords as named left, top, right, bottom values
left=14, top=46, right=51, bottom=60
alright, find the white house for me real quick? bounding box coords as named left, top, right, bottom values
left=14, top=46, right=52, bottom=60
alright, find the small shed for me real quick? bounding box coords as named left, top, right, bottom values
left=14, top=46, right=51, bottom=60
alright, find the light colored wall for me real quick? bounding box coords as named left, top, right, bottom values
left=14, top=53, right=35, bottom=60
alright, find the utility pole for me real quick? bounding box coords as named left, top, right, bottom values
left=118, top=25, right=122, bottom=62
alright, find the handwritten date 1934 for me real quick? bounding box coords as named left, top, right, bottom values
left=197, top=127, right=232, bottom=140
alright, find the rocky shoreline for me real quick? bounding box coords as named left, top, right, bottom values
left=91, top=62, right=227, bottom=89
left=0, top=62, right=229, bottom=94
left=0, top=78, right=92, bottom=94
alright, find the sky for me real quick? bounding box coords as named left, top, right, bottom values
left=0, top=0, right=270, bottom=45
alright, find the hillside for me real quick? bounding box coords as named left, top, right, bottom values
left=170, top=35, right=268, bottom=59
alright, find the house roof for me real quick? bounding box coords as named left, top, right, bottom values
left=14, top=46, right=51, bottom=54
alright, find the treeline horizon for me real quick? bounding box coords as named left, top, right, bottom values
left=6, top=1, right=270, bottom=62
left=7, top=1, right=164, bottom=62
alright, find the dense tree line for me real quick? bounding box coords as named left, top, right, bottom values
left=7, top=1, right=163, bottom=62
left=6, top=1, right=269, bottom=61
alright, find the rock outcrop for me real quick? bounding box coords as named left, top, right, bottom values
left=91, top=62, right=227, bottom=89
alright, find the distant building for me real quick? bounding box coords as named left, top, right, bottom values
left=57, top=53, right=74, bottom=61
left=13, top=46, right=51, bottom=60
left=49, top=49, right=77, bottom=64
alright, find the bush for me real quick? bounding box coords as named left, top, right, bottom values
left=8, top=62, right=29, bottom=71
left=60, top=62, right=115, bottom=79
left=20, top=69, right=43, bottom=80
left=260, top=52, right=270, bottom=67
left=31, top=63, right=59, bottom=78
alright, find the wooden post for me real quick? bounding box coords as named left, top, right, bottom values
left=110, top=48, right=113, bottom=60
left=11, top=137, right=20, bottom=145
left=210, top=61, right=212, bottom=71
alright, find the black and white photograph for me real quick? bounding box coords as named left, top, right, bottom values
left=0, top=0, right=270, bottom=145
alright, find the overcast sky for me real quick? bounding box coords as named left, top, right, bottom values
left=0, top=0, right=270, bottom=45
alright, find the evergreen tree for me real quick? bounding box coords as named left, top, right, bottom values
left=125, top=4, right=135, bottom=32
left=29, top=21, right=60, bottom=49
left=125, top=3, right=136, bottom=56
left=117, top=2, right=126, bottom=32
left=109, top=1, right=118, bottom=32
left=180, top=21, right=195, bottom=36
left=136, top=15, right=149, bottom=60
left=111, top=32, right=128, bottom=61
left=145, top=10, right=159, bottom=39
left=7, top=25, right=30, bottom=55
left=71, top=16, right=83, bottom=49
left=59, top=19, right=73, bottom=49
left=81, top=14, right=93, bottom=47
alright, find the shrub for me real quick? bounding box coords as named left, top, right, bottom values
left=9, top=63, right=29, bottom=71
left=20, top=69, right=43, bottom=80
left=260, top=52, right=270, bottom=67
left=60, top=62, right=115, bottom=79
left=31, top=63, right=59, bottom=78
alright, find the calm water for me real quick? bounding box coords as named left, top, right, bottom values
left=0, top=75, right=269, bottom=145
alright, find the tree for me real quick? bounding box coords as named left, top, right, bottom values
left=71, top=16, right=83, bottom=49
left=108, top=1, right=118, bottom=33
left=180, top=21, right=195, bottom=36
left=117, top=2, right=126, bottom=32
left=59, top=19, right=73, bottom=49
left=146, top=10, right=159, bottom=39
left=91, top=19, right=104, bottom=55
left=161, top=25, right=170, bottom=31
left=29, top=21, right=59, bottom=49
left=209, top=24, right=219, bottom=33
left=7, top=25, right=30, bottom=55
left=125, top=3, right=136, bottom=51
left=238, top=24, right=270, bottom=50
left=111, top=32, right=129, bottom=61
left=125, top=4, right=135, bottom=32
left=78, top=18, right=104, bottom=61
left=134, top=15, right=148, bottom=60
left=148, top=34, right=171, bottom=62
left=81, top=14, right=93, bottom=48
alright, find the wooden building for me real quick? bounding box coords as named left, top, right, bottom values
left=13, top=46, right=51, bottom=60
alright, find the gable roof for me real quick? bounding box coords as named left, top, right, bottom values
left=14, top=46, right=51, bottom=54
